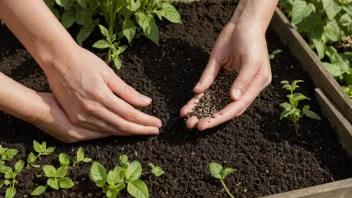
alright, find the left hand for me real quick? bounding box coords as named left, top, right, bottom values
left=180, top=19, right=272, bottom=130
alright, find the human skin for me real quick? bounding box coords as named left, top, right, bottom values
left=180, top=0, right=279, bottom=130
left=0, top=0, right=161, bottom=142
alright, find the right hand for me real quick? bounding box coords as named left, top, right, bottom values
left=44, top=46, right=161, bottom=136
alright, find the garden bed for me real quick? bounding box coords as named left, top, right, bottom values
left=0, top=1, right=352, bottom=197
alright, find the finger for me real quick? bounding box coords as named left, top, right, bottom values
left=230, top=57, right=261, bottom=101
left=107, top=74, right=152, bottom=107
left=180, top=93, right=204, bottom=117
left=186, top=116, right=199, bottom=129
left=96, top=108, right=160, bottom=135
left=193, top=58, right=221, bottom=93
left=197, top=66, right=270, bottom=131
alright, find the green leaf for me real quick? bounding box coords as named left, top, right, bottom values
left=208, top=162, right=222, bottom=179
left=5, top=187, right=16, bottom=198
left=127, top=180, right=149, bottom=198
left=98, top=25, right=109, bottom=38
left=31, top=186, right=47, bottom=196
left=92, top=40, right=110, bottom=49
left=344, top=5, right=352, bottom=15
left=4, top=180, right=10, bottom=185
left=61, top=10, right=76, bottom=29
left=280, top=102, right=292, bottom=110
left=83, top=158, right=92, bottom=163
left=114, top=57, right=122, bottom=70
left=77, top=0, right=88, bottom=8
left=59, top=177, right=74, bottom=189
left=323, top=62, right=346, bottom=77
left=126, top=0, right=141, bottom=11
left=55, top=0, right=69, bottom=8
left=47, top=178, right=59, bottom=190
left=291, top=1, right=314, bottom=26
left=4, top=149, right=18, bottom=161
left=106, top=187, right=119, bottom=198
left=280, top=108, right=295, bottom=120
left=89, top=162, right=107, bottom=186
left=303, top=110, right=322, bottom=120
left=161, top=3, right=182, bottom=23
left=59, top=153, right=70, bottom=166
left=33, top=140, right=42, bottom=153
left=43, top=165, right=57, bottom=177
left=325, top=19, right=340, bottom=42
left=123, top=18, right=136, bottom=43
left=42, top=147, right=55, bottom=155
left=4, top=171, right=15, bottom=179
left=135, top=12, right=159, bottom=45
left=312, top=39, right=325, bottom=59
left=0, top=165, right=11, bottom=174
left=77, top=26, right=93, bottom=46
left=27, top=152, right=37, bottom=164
left=14, top=160, right=24, bottom=174
left=340, top=13, right=352, bottom=26
left=77, top=147, right=85, bottom=162
left=56, top=166, right=68, bottom=178
left=303, top=105, right=310, bottom=111
left=107, top=166, right=124, bottom=185
left=221, top=168, right=235, bottom=178
left=293, top=93, right=310, bottom=101
left=322, top=0, right=342, bottom=20
left=119, top=154, right=128, bottom=167
left=149, top=164, right=165, bottom=177
left=281, top=80, right=289, bottom=85
left=125, top=161, right=142, bottom=181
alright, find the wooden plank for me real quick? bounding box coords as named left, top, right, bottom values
left=315, top=88, right=352, bottom=157
left=271, top=8, right=352, bottom=123
left=262, top=178, right=352, bottom=198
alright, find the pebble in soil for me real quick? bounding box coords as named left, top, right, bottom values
left=187, top=70, right=237, bottom=119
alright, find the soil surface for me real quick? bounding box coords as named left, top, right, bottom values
left=1, top=1, right=352, bottom=198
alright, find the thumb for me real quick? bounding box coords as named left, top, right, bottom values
left=230, top=59, right=260, bottom=101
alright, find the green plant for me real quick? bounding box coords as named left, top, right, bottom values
left=27, top=140, right=55, bottom=168
left=0, top=160, right=24, bottom=198
left=58, top=147, right=92, bottom=167
left=269, top=49, right=283, bottom=59
left=93, top=25, right=128, bottom=69
left=279, top=0, right=352, bottom=98
left=208, top=162, right=235, bottom=198
left=0, top=145, right=18, bottom=162
left=342, top=85, right=352, bottom=98
left=280, top=80, right=321, bottom=134
left=89, top=154, right=164, bottom=198
left=30, top=165, right=74, bottom=195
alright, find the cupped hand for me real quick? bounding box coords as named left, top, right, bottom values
left=45, top=46, right=162, bottom=136
left=180, top=20, right=272, bottom=130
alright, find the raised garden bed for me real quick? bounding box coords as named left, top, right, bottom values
left=0, top=0, right=352, bottom=197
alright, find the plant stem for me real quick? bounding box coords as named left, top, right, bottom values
left=220, top=179, right=234, bottom=198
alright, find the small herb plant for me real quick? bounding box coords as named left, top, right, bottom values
left=280, top=80, right=321, bottom=134
left=0, top=160, right=24, bottom=198
left=208, top=162, right=235, bottom=198
left=0, top=145, right=18, bottom=162
left=27, top=140, right=55, bottom=168
left=89, top=154, right=164, bottom=198
left=93, top=25, right=128, bottom=69
left=30, top=165, right=74, bottom=196
left=58, top=147, right=92, bottom=167
left=269, top=49, right=282, bottom=59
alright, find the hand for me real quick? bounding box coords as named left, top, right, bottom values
left=34, top=93, right=113, bottom=143
left=45, top=46, right=162, bottom=136
left=180, top=20, right=272, bottom=130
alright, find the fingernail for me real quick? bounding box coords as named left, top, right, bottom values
left=152, top=128, right=159, bottom=134
left=155, top=121, right=162, bottom=128
left=139, top=95, right=152, bottom=103
left=233, top=89, right=242, bottom=100
left=194, top=82, right=202, bottom=89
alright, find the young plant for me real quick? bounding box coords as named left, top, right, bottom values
left=93, top=25, right=127, bottom=69
left=0, top=160, right=24, bottom=198
left=0, top=145, right=18, bottom=162
left=208, top=162, right=235, bottom=198
left=89, top=154, right=164, bottom=198
left=269, top=49, right=282, bottom=59
left=58, top=147, right=92, bottom=167
left=30, top=165, right=74, bottom=196
left=280, top=80, right=321, bottom=134
left=27, top=140, right=55, bottom=168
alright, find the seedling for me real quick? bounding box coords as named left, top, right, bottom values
left=269, top=49, right=282, bottom=59
left=280, top=80, right=321, bottom=135
left=93, top=25, right=127, bottom=69
left=342, top=85, right=352, bottom=99
left=208, top=162, right=235, bottom=198
left=27, top=140, right=55, bottom=168
left=58, top=147, right=92, bottom=167
left=30, top=165, right=74, bottom=196
left=0, top=145, right=18, bottom=162
left=0, top=160, right=24, bottom=198
left=89, top=154, right=164, bottom=198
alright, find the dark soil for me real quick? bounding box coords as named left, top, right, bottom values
left=187, top=71, right=237, bottom=119
left=0, top=1, right=352, bottom=198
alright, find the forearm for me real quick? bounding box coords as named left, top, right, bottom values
left=0, top=73, right=48, bottom=124
left=232, top=0, right=278, bottom=32
left=0, top=0, right=78, bottom=75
